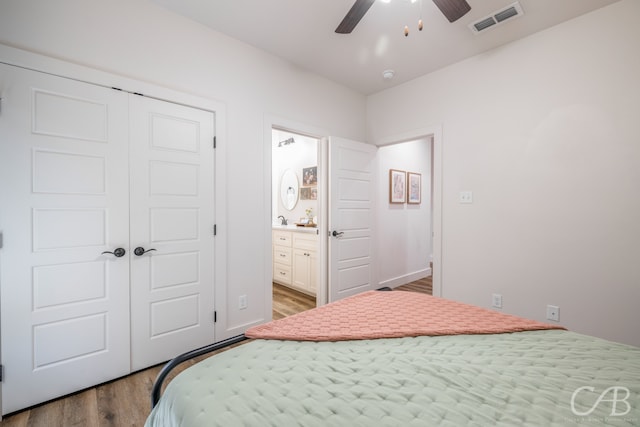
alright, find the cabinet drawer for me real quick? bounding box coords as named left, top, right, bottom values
left=273, top=246, right=292, bottom=264
left=293, top=232, right=317, bottom=251
left=273, top=263, right=292, bottom=285
left=273, top=230, right=292, bottom=247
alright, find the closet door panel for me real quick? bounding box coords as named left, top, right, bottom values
left=0, top=64, right=130, bottom=414
left=129, top=95, right=215, bottom=370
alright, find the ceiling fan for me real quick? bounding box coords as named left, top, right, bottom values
left=335, top=0, right=471, bottom=34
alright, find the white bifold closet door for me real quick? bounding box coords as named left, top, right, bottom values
left=129, top=95, right=215, bottom=371
left=0, top=63, right=215, bottom=414
left=0, top=63, right=131, bottom=414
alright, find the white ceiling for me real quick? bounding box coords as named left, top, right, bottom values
left=152, top=0, right=620, bottom=95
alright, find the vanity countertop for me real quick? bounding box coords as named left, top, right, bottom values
left=272, top=224, right=318, bottom=234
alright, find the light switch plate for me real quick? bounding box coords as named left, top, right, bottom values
left=492, top=293, right=503, bottom=308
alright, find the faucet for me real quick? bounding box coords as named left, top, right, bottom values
left=277, top=215, right=287, bottom=226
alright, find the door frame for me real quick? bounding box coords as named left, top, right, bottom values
left=263, top=116, right=330, bottom=314
left=373, top=125, right=443, bottom=297
left=263, top=119, right=444, bottom=309
left=0, top=45, right=230, bottom=411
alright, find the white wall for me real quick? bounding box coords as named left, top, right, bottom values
left=0, top=0, right=366, bottom=337
left=377, top=139, right=432, bottom=288
left=272, top=130, right=318, bottom=225
left=2, top=0, right=638, bottom=347
left=367, top=0, right=640, bottom=347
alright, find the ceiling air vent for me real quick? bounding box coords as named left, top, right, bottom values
left=473, top=17, right=496, bottom=32
left=469, top=2, right=524, bottom=35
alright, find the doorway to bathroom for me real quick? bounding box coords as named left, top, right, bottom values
left=271, top=128, right=321, bottom=318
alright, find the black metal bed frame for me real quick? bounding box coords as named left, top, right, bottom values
left=150, top=288, right=393, bottom=408
left=150, top=334, right=249, bottom=408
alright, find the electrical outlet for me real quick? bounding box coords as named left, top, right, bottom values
left=492, top=293, right=503, bottom=308
left=239, top=295, right=247, bottom=310
left=459, top=191, right=473, bottom=204
left=546, top=305, right=559, bottom=322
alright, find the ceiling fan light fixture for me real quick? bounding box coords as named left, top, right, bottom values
left=337, top=0, right=470, bottom=34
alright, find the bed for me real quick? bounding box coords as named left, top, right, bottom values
left=145, top=291, right=640, bottom=426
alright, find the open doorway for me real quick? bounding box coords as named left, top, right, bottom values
left=271, top=128, right=321, bottom=319
left=376, top=137, right=434, bottom=293
left=375, top=124, right=442, bottom=297
left=264, top=122, right=443, bottom=320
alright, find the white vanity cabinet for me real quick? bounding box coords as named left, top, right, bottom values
left=273, top=230, right=293, bottom=286
left=273, top=228, right=317, bottom=296
left=292, top=233, right=318, bottom=295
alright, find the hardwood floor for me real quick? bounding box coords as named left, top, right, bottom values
left=0, top=276, right=432, bottom=426
left=272, top=283, right=316, bottom=320
left=394, top=275, right=432, bottom=294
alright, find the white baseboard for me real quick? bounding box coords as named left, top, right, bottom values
left=378, top=268, right=432, bottom=289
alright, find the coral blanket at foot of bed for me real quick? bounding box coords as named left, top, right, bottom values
left=246, top=291, right=565, bottom=341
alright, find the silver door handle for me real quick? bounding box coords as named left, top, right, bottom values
left=332, top=230, right=344, bottom=237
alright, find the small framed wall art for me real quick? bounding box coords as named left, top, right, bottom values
left=407, top=172, right=421, bottom=204
left=302, top=166, right=317, bottom=186
left=389, top=169, right=406, bottom=204
left=300, top=187, right=318, bottom=200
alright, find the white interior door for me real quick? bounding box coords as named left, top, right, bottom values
left=129, top=95, right=215, bottom=370
left=328, top=137, right=377, bottom=302
left=0, top=64, right=130, bottom=414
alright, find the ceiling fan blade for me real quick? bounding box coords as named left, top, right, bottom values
left=432, top=0, right=471, bottom=23
left=335, top=0, right=376, bottom=34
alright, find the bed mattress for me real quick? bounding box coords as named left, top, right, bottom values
left=146, top=330, right=640, bottom=426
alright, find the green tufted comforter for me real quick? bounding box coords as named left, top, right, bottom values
left=146, top=330, right=640, bottom=427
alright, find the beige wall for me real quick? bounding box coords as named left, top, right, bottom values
left=368, top=0, right=640, bottom=347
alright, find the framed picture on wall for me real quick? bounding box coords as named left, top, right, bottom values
left=389, top=169, right=406, bottom=204
left=302, top=166, right=317, bottom=186
left=407, top=172, right=421, bottom=204
left=300, top=187, right=312, bottom=200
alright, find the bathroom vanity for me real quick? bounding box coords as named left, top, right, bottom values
left=272, top=226, right=318, bottom=296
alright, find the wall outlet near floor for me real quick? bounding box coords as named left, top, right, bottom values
left=239, top=294, right=248, bottom=310
left=459, top=191, right=473, bottom=204
left=492, top=293, right=503, bottom=308
left=546, top=305, right=560, bottom=322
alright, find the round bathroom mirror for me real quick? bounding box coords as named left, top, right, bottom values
left=280, top=169, right=299, bottom=211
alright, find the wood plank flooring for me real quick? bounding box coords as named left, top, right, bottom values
left=0, top=277, right=432, bottom=426
left=394, top=275, right=432, bottom=294
left=272, top=283, right=316, bottom=320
